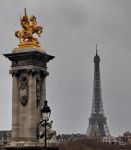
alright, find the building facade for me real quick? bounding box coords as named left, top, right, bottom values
left=0, top=131, right=11, bottom=146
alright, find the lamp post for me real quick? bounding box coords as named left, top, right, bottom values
left=41, top=100, right=51, bottom=150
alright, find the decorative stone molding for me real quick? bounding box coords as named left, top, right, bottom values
left=10, top=69, right=48, bottom=77
left=27, top=69, right=49, bottom=78
left=4, top=51, right=55, bottom=68
left=28, top=69, right=38, bottom=76
left=9, top=70, right=20, bottom=77
left=40, top=70, right=49, bottom=78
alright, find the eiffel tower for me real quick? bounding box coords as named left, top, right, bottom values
left=87, top=46, right=110, bottom=138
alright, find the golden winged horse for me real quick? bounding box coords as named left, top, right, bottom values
left=15, top=8, right=43, bottom=48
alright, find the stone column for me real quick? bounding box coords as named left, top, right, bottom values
left=28, top=71, right=37, bottom=141
left=36, top=75, right=46, bottom=135
left=12, top=72, right=19, bottom=140
left=40, top=76, right=46, bottom=105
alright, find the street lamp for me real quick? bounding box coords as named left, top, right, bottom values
left=41, top=100, right=51, bottom=150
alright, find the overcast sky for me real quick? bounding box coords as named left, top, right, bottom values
left=0, top=0, right=131, bottom=137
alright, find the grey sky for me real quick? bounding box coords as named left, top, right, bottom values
left=0, top=0, right=131, bottom=136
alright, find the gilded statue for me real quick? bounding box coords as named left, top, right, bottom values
left=15, top=8, right=43, bottom=48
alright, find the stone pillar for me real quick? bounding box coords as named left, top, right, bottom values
left=4, top=49, right=55, bottom=149
left=12, top=72, right=19, bottom=140
left=28, top=71, right=37, bottom=141
left=40, top=77, right=46, bottom=104
left=18, top=73, right=29, bottom=141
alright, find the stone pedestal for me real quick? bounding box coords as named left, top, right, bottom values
left=4, top=48, right=59, bottom=150
left=5, top=142, right=59, bottom=150
left=5, top=146, right=59, bottom=150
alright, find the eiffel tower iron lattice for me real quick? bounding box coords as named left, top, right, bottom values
left=87, top=46, right=110, bottom=138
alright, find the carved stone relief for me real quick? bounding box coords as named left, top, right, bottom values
left=19, top=75, right=28, bottom=106
left=39, top=120, right=57, bottom=142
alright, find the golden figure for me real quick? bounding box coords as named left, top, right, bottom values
left=15, top=8, right=43, bottom=48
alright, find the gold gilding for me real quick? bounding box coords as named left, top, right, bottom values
left=15, top=8, right=43, bottom=49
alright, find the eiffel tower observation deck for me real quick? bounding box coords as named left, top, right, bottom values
left=87, top=46, right=110, bottom=139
